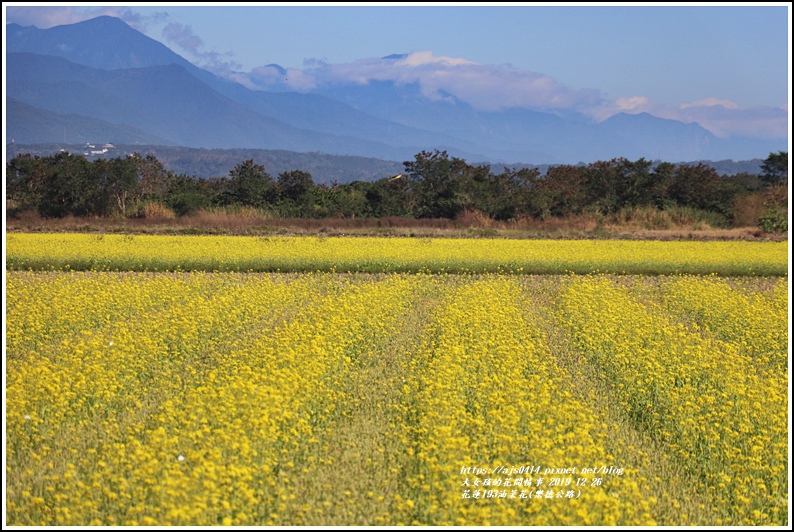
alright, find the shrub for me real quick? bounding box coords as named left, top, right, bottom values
left=758, top=205, right=788, bottom=234
left=141, top=201, right=176, bottom=219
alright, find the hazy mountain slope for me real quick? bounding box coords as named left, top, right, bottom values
left=6, top=53, right=440, bottom=159
left=313, top=81, right=639, bottom=163
left=6, top=99, right=171, bottom=145
left=213, top=83, right=487, bottom=157
left=7, top=17, right=199, bottom=72
left=599, top=112, right=719, bottom=161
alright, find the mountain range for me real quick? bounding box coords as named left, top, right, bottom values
left=5, top=15, right=787, bottom=166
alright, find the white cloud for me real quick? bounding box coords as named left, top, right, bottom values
left=282, top=69, right=318, bottom=92
left=614, top=96, right=651, bottom=111
left=160, top=22, right=242, bottom=77
left=246, top=65, right=286, bottom=87
left=672, top=103, right=788, bottom=139
left=585, top=96, right=657, bottom=121
left=680, top=98, right=740, bottom=110
left=588, top=96, right=787, bottom=139
left=246, top=51, right=603, bottom=112
left=398, top=50, right=476, bottom=68
left=668, top=98, right=788, bottom=138
left=162, top=22, right=204, bottom=54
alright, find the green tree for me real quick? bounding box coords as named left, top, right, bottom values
left=326, top=181, right=373, bottom=218
left=614, top=157, right=655, bottom=208
left=37, top=152, right=96, bottom=218
left=668, top=163, right=743, bottom=224
left=277, top=170, right=315, bottom=217
left=501, top=167, right=541, bottom=219
left=128, top=153, right=173, bottom=207
left=93, top=157, right=139, bottom=217
left=404, top=150, right=470, bottom=219
left=585, top=159, right=622, bottom=214
left=649, top=162, right=677, bottom=209
left=760, top=151, right=788, bottom=186
left=583, top=158, right=654, bottom=214
left=6, top=154, right=47, bottom=214
left=367, top=176, right=411, bottom=217
left=466, top=167, right=540, bottom=221
left=165, top=174, right=214, bottom=216
left=530, top=165, right=588, bottom=219
left=222, top=159, right=276, bottom=209
left=8, top=152, right=141, bottom=217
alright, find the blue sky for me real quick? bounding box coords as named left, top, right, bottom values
left=4, top=3, right=791, bottom=140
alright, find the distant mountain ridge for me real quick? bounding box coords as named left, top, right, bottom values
left=7, top=17, right=202, bottom=73
left=5, top=16, right=787, bottom=164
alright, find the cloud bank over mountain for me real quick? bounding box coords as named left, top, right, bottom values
left=299, top=52, right=603, bottom=113
left=239, top=51, right=787, bottom=142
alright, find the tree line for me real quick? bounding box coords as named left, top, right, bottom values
left=6, top=149, right=788, bottom=228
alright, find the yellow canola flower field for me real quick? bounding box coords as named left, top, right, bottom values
left=558, top=276, right=789, bottom=526
left=399, top=278, right=655, bottom=526
left=6, top=232, right=789, bottom=275
left=658, top=275, right=788, bottom=373
left=6, top=271, right=789, bottom=526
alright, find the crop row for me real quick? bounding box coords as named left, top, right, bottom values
left=558, top=276, right=788, bottom=525
left=5, top=272, right=788, bottom=525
